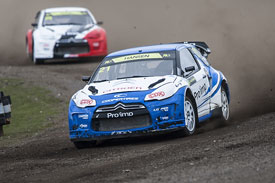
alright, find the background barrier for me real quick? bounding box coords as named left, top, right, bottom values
left=0, top=91, right=11, bottom=136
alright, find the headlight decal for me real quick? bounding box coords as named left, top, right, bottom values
left=148, top=91, right=166, bottom=99
left=72, top=91, right=96, bottom=108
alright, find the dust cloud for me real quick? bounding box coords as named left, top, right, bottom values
left=0, top=0, right=274, bottom=118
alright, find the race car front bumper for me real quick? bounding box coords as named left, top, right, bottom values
left=68, top=88, right=187, bottom=142
left=34, top=37, right=107, bottom=60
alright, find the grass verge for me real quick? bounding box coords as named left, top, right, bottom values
left=0, top=78, right=62, bottom=143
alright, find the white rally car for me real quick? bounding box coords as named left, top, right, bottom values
left=68, top=42, right=230, bottom=148
left=26, top=7, right=107, bottom=64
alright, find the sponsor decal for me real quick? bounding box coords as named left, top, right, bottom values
left=102, top=97, right=138, bottom=104
left=80, top=99, right=94, bottom=105
left=175, top=80, right=183, bottom=87
left=114, top=94, right=127, bottom=98
left=161, top=107, right=169, bottom=112
left=194, top=83, right=207, bottom=100
left=79, top=124, right=88, bottom=128
left=153, top=106, right=169, bottom=112
left=153, top=108, right=160, bottom=112
left=160, top=116, right=169, bottom=121
left=111, top=130, right=132, bottom=135
left=104, top=53, right=163, bottom=64
left=148, top=91, right=165, bottom=99
left=46, top=11, right=88, bottom=17
left=162, top=53, right=171, bottom=58
left=78, top=114, right=88, bottom=120
left=107, top=112, right=134, bottom=118
left=64, top=54, right=78, bottom=58
left=103, top=86, right=143, bottom=94
left=188, top=77, right=196, bottom=86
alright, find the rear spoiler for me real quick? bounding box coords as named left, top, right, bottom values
left=184, top=41, right=211, bottom=58
left=171, top=41, right=211, bottom=58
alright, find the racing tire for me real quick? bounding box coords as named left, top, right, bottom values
left=73, top=141, right=97, bottom=149
left=26, top=40, right=33, bottom=62
left=217, top=87, right=230, bottom=122
left=34, top=58, right=45, bottom=65
left=31, top=39, right=45, bottom=65
left=182, top=95, right=198, bottom=136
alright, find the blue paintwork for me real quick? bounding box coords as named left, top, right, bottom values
left=68, top=87, right=188, bottom=141
left=199, top=112, right=212, bottom=122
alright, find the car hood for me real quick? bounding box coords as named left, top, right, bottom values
left=81, top=75, right=189, bottom=96
left=41, top=24, right=96, bottom=38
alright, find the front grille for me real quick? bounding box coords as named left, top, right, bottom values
left=54, top=42, right=90, bottom=56
left=92, top=103, right=152, bottom=131
left=60, top=35, right=75, bottom=40
left=93, top=114, right=151, bottom=131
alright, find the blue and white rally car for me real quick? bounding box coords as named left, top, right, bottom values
left=68, top=42, right=230, bottom=148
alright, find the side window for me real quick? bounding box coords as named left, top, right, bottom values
left=179, top=48, right=199, bottom=77
left=190, top=47, right=210, bottom=66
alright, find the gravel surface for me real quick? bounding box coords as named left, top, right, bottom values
left=0, top=62, right=274, bottom=183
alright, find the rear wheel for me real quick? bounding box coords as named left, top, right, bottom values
left=26, top=40, right=33, bottom=61
left=183, top=95, right=198, bottom=136
left=73, top=141, right=97, bottom=149
left=218, top=87, right=230, bottom=121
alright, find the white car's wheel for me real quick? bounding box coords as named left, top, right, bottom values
left=26, top=41, right=33, bottom=61
left=32, top=41, right=44, bottom=65
left=183, top=95, right=197, bottom=136
left=26, top=41, right=29, bottom=57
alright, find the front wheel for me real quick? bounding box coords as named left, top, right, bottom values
left=183, top=95, right=198, bottom=136
left=32, top=40, right=45, bottom=65
left=33, top=58, right=45, bottom=65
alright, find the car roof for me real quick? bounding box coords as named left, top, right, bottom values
left=43, top=7, right=89, bottom=13
left=106, top=43, right=190, bottom=57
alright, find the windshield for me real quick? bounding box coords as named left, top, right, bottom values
left=43, top=11, right=93, bottom=26
left=92, top=51, right=176, bottom=83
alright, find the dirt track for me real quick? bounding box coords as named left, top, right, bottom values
left=0, top=63, right=275, bottom=183
left=1, top=0, right=275, bottom=182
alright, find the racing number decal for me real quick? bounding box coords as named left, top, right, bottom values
left=99, top=66, right=110, bottom=73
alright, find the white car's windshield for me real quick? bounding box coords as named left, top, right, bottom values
left=43, top=11, right=93, bottom=26
left=92, top=52, right=176, bottom=83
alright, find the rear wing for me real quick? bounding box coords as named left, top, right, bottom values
left=171, top=41, right=211, bottom=58
left=184, top=41, right=211, bottom=58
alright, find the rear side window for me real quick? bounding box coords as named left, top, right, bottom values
left=34, top=11, right=41, bottom=25
left=179, top=48, right=199, bottom=76
left=190, top=47, right=210, bottom=66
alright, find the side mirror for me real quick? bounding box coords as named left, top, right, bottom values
left=82, top=76, right=91, bottom=82
left=97, top=21, right=103, bottom=25
left=31, top=23, right=38, bottom=27
left=185, top=66, right=195, bottom=72
left=180, top=70, right=184, bottom=76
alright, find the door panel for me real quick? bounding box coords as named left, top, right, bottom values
left=188, top=69, right=210, bottom=117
